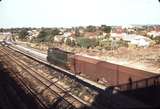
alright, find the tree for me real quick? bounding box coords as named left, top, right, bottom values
left=18, top=29, right=29, bottom=40
left=153, top=36, right=160, bottom=44
left=101, top=25, right=111, bottom=33
left=65, top=38, right=76, bottom=47
left=50, top=28, right=60, bottom=36
left=75, top=28, right=80, bottom=37
left=0, top=28, right=4, bottom=32
left=86, top=25, right=96, bottom=32
left=36, top=28, right=60, bottom=42
left=37, top=30, right=49, bottom=42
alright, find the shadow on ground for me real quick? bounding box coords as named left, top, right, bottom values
left=1, top=61, right=160, bottom=109
left=0, top=62, right=44, bottom=109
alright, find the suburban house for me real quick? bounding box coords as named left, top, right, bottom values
left=27, top=30, right=39, bottom=40
left=111, top=26, right=127, bottom=39
left=0, top=32, right=12, bottom=41
left=54, top=31, right=76, bottom=44
left=53, top=35, right=64, bottom=43
left=147, top=31, right=160, bottom=38
left=110, top=33, right=127, bottom=39
left=123, top=34, right=152, bottom=47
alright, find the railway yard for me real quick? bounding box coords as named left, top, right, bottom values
left=0, top=44, right=160, bottom=109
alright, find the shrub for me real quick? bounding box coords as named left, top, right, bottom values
left=65, top=38, right=76, bottom=47
left=99, top=39, right=112, bottom=50
left=153, top=36, right=160, bottom=44
left=117, top=39, right=129, bottom=47
left=99, top=38, right=128, bottom=50
left=76, top=37, right=98, bottom=48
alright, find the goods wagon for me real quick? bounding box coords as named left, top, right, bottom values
left=72, top=56, right=155, bottom=85
left=47, top=48, right=156, bottom=86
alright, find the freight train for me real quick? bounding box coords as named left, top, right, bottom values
left=47, top=47, right=156, bottom=86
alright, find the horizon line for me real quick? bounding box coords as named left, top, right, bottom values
left=1, top=24, right=160, bottom=29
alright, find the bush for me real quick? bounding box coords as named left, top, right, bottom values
left=99, top=38, right=128, bottom=50
left=99, top=39, right=112, bottom=50
left=65, top=38, right=76, bottom=47
left=117, top=39, right=129, bottom=47
left=76, top=37, right=98, bottom=48
left=153, top=36, right=160, bottom=44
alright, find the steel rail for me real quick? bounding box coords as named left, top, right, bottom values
left=0, top=48, right=90, bottom=109
left=0, top=53, right=48, bottom=109
left=7, top=47, right=93, bottom=105
left=1, top=49, right=79, bottom=109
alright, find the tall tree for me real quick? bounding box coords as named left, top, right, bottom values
left=101, top=25, right=111, bottom=33
left=18, top=28, right=29, bottom=40
left=86, top=25, right=96, bottom=32
left=75, top=28, right=80, bottom=37
left=50, top=28, right=60, bottom=36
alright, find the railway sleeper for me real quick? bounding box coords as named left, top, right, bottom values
left=0, top=47, right=102, bottom=109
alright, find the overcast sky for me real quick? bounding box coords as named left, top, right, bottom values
left=0, top=0, right=160, bottom=28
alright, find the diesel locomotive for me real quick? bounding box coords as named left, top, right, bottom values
left=47, top=48, right=75, bottom=70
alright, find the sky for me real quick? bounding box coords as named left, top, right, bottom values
left=0, top=0, right=160, bottom=28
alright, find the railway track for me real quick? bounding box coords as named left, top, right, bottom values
left=0, top=46, right=153, bottom=108
left=0, top=47, right=105, bottom=109
left=0, top=61, right=45, bottom=109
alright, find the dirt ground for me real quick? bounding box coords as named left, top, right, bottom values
left=16, top=40, right=160, bottom=74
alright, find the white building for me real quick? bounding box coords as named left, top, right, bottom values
left=54, top=35, right=64, bottom=43
left=123, top=34, right=152, bottom=48
left=110, top=33, right=127, bottom=39
left=147, top=31, right=160, bottom=38
left=27, top=30, right=39, bottom=40
left=63, top=32, right=72, bottom=38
